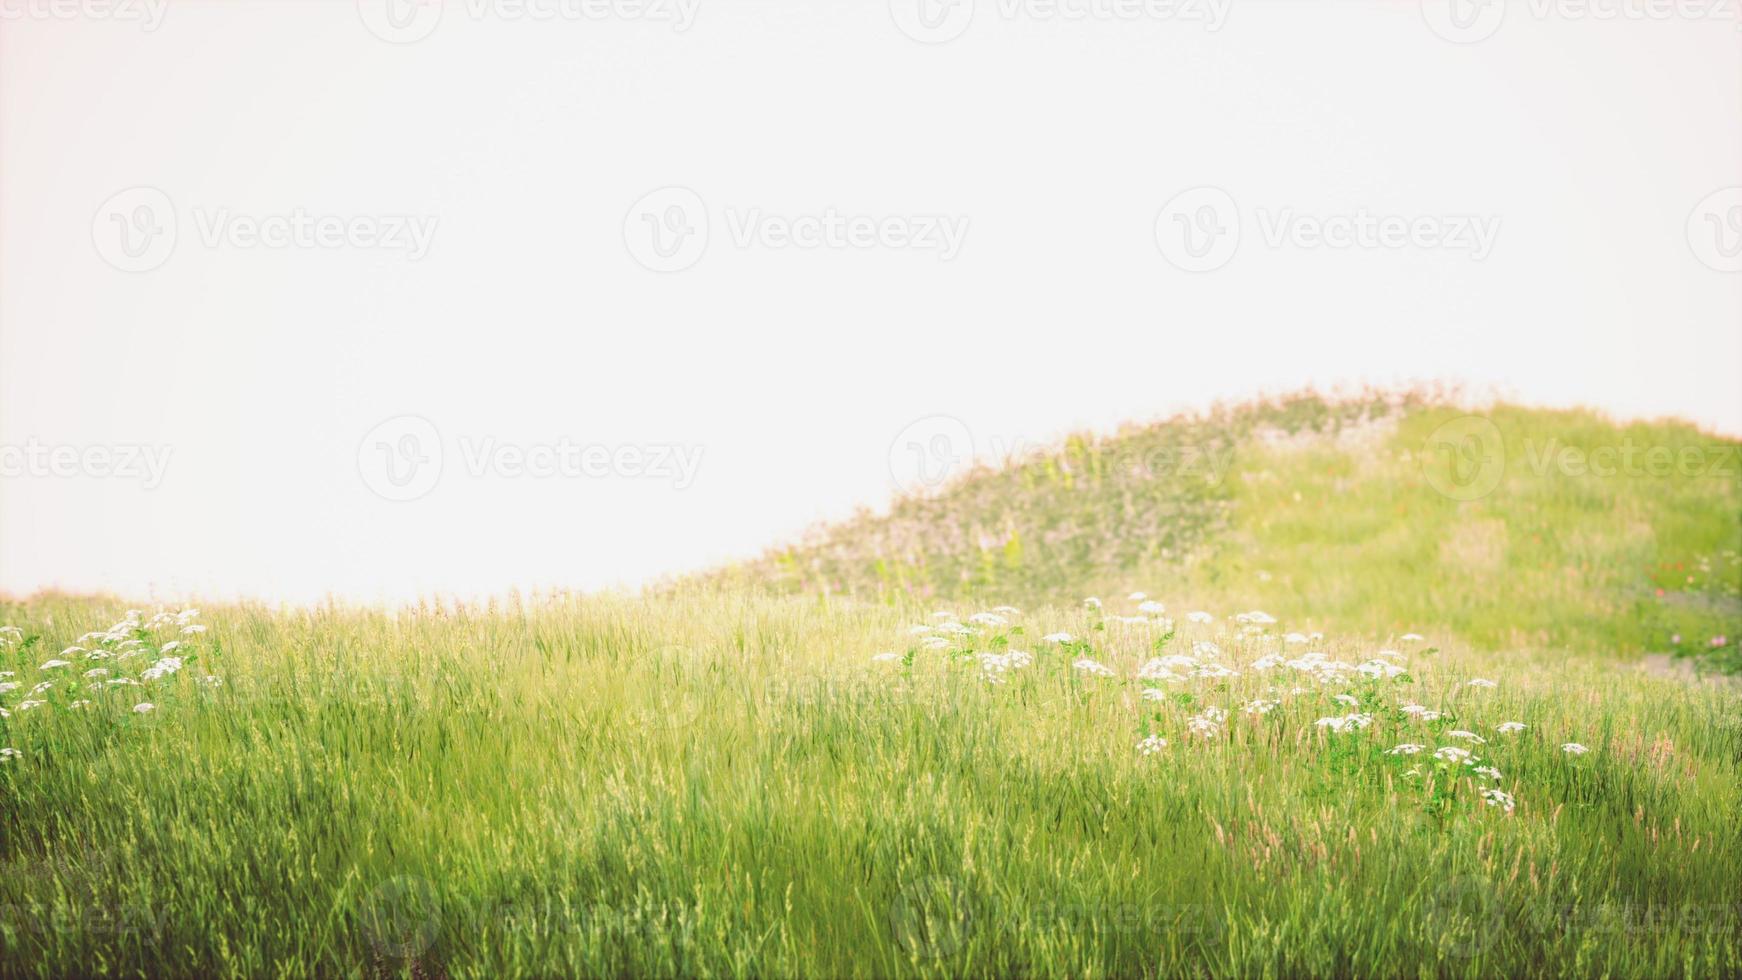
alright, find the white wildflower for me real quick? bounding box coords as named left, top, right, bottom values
left=1387, top=743, right=1425, bottom=756
left=1071, top=657, right=1117, bottom=679
left=132, top=702, right=155, bottom=714
left=1481, top=788, right=1516, bottom=813
left=1496, top=721, right=1527, bottom=734
left=1561, top=742, right=1590, bottom=756
left=1136, top=734, right=1168, bottom=756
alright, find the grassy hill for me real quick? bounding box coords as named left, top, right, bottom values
left=1, top=391, right=1739, bottom=978
left=709, top=392, right=1742, bottom=671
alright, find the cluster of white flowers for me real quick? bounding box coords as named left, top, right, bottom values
left=1314, top=712, right=1373, bottom=733
left=0, top=609, right=212, bottom=755
left=876, top=594, right=1595, bottom=821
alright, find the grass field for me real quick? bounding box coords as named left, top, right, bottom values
left=2, top=395, right=1739, bottom=978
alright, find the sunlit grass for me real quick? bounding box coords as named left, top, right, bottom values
left=2, top=593, right=1738, bottom=978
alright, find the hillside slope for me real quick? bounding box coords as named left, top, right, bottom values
left=708, top=393, right=1742, bottom=668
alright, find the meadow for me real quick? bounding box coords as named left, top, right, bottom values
left=2, top=394, right=1739, bottom=978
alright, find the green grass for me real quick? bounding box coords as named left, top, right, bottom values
left=1, top=592, right=1739, bottom=978
left=2, top=392, right=1740, bottom=977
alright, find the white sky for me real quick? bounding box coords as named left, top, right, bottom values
left=2, top=0, right=1740, bottom=604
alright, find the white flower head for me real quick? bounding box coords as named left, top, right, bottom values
left=1136, top=734, right=1168, bottom=756
left=1481, top=788, right=1516, bottom=813
left=133, top=702, right=155, bottom=714
left=1561, top=742, right=1590, bottom=756
left=1186, top=611, right=1214, bottom=625
left=1467, top=678, right=1498, bottom=689
left=1071, top=657, right=1117, bottom=679
left=1496, top=721, right=1527, bottom=734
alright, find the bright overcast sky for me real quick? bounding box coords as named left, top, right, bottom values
left=2, top=0, right=1739, bottom=604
